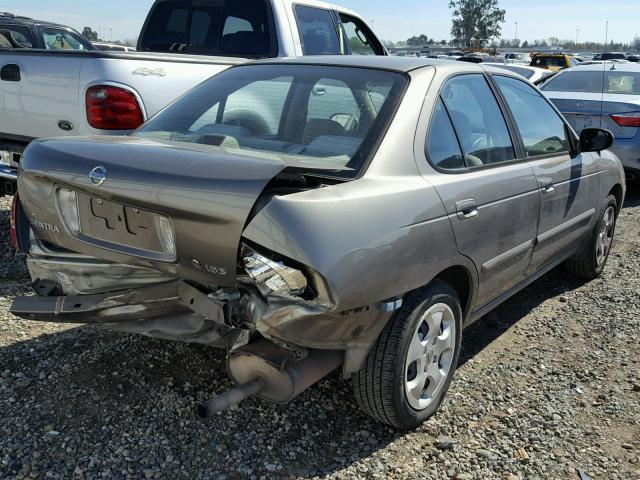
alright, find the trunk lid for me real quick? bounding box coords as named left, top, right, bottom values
left=547, top=92, right=604, bottom=134
left=18, top=136, right=288, bottom=287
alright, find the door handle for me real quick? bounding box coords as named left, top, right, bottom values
left=1, top=64, right=21, bottom=82
left=455, top=198, right=479, bottom=220
left=539, top=177, right=555, bottom=194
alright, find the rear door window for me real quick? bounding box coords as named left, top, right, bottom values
left=441, top=74, right=516, bottom=166
left=494, top=75, right=569, bottom=157
left=0, top=25, right=35, bottom=47
left=338, top=13, right=382, bottom=55
left=294, top=5, right=341, bottom=55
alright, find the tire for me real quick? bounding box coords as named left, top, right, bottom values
left=564, top=194, right=618, bottom=280
left=352, top=280, right=462, bottom=429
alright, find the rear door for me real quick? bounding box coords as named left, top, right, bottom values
left=493, top=74, right=600, bottom=272
left=423, top=74, right=540, bottom=309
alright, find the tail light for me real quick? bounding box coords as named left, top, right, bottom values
left=10, top=194, right=18, bottom=250
left=610, top=113, right=640, bottom=128
left=86, top=85, right=144, bottom=130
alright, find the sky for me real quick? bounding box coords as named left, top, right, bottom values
left=5, top=0, right=640, bottom=44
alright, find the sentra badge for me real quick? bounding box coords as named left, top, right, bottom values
left=30, top=218, right=60, bottom=233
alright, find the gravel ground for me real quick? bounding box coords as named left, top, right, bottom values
left=1, top=189, right=639, bottom=480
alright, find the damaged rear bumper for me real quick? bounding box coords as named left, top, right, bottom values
left=10, top=281, right=224, bottom=325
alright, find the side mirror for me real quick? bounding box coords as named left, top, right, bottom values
left=579, top=128, right=614, bottom=153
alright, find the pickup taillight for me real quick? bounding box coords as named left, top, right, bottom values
left=10, top=194, right=18, bottom=251
left=86, top=85, right=144, bottom=130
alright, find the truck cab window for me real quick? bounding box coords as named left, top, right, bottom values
left=294, top=5, right=341, bottom=55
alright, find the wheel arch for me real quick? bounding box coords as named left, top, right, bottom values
left=608, top=183, right=624, bottom=214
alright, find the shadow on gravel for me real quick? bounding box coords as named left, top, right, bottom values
left=459, top=269, right=587, bottom=366
left=623, top=183, right=640, bottom=208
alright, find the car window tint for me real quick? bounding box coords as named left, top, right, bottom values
left=339, top=13, right=380, bottom=55
left=295, top=5, right=340, bottom=55
left=426, top=98, right=465, bottom=170
left=441, top=74, right=516, bottom=166
left=540, top=71, right=604, bottom=93
left=494, top=76, right=569, bottom=157
left=605, top=72, right=640, bottom=95
left=0, top=25, right=34, bottom=47
left=141, top=0, right=273, bottom=56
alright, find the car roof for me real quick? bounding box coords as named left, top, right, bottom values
left=568, top=63, right=640, bottom=72
left=0, top=12, right=70, bottom=29
left=253, top=55, right=494, bottom=74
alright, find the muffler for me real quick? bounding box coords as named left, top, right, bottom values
left=197, top=340, right=343, bottom=418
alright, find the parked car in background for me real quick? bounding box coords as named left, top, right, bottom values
left=540, top=63, right=640, bottom=181
left=593, top=52, right=627, bottom=61
left=10, top=57, right=624, bottom=429
left=93, top=42, right=137, bottom=52
left=487, top=64, right=554, bottom=84
left=530, top=53, right=578, bottom=71
left=0, top=0, right=386, bottom=196
left=0, top=12, right=95, bottom=50
left=504, top=52, right=528, bottom=64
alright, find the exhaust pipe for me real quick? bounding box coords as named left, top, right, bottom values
left=197, top=340, right=343, bottom=418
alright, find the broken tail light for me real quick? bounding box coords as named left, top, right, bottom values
left=242, top=246, right=307, bottom=296
left=86, top=85, right=144, bottom=130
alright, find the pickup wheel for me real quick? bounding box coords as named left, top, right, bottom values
left=352, top=280, right=462, bottom=429
left=564, top=195, right=618, bottom=280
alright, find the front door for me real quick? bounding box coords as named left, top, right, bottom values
left=423, top=74, right=540, bottom=308
left=492, top=75, right=600, bottom=273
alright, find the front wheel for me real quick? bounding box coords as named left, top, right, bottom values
left=352, top=280, right=462, bottom=429
left=564, top=194, right=618, bottom=279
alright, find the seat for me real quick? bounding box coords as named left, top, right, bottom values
left=220, top=31, right=268, bottom=55
left=449, top=110, right=485, bottom=166
left=0, top=29, right=29, bottom=48
left=302, top=119, right=346, bottom=144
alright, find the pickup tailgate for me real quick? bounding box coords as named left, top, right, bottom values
left=0, top=50, right=240, bottom=140
left=18, top=136, right=287, bottom=287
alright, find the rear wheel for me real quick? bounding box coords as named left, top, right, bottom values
left=565, top=194, right=618, bottom=279
left=352, top=281, right=462, bottom=429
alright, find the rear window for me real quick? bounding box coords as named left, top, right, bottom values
left=134, top=64, right=406, bottom=178
left=542, top=69, right=640, bottom=95
left=139, top=0, right=275, bottom=57
left=541, top=71, right=605, bottom=93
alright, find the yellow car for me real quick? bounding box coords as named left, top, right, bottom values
left=530, top=53, right=578, bottom=71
